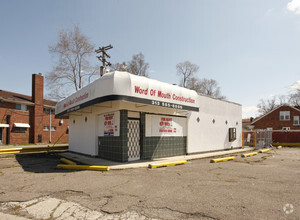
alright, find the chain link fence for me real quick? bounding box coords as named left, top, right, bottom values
left=243, top=130, right=300, bottom=148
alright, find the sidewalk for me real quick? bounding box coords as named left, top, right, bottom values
left=58, top=147, right=254, bottom=170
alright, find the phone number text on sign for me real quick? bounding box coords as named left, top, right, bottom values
left=151, top=100, right=183, bottom=109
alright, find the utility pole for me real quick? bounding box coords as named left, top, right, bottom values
left=95, top=45, right=113, bottom=76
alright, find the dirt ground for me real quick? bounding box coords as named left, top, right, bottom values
left=0, top=148, right=299, bottom=220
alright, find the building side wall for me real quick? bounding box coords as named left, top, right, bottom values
left=188, top=96, right=242, bottom=153
left=69, top=113, right=97, bottom=155
left=253, top=106, right=300, bottom=130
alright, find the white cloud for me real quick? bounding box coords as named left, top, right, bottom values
left=242, top=106, right=259, bottom=119
left=290, top=80, right=300, bottom=90
left=287, top=0, right=300, bottom=14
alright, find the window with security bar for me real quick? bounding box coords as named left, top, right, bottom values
left=279, top=111, right=290, bottom=121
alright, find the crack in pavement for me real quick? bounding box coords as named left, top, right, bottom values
left=135, top=205, right=219, bottom=220
left=0, top=195, right=155, bottom=219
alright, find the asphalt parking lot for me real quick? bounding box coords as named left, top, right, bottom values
left=0, top=148, right=299, bottom=220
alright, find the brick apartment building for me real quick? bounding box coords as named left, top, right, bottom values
left=0, top=73, right=68, bottom=145
left=251, top=105, right=300, bottom=130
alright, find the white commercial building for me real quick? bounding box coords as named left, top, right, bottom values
left=56, top=71, right=242, bottom=162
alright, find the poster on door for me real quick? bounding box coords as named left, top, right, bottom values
left=145, top=114, right=186, bottom=137
left=159, top=117, right=174, bottom=133
left=99, top=111, right=120, bottom=136
left=104, top=113, right=115, bottom=136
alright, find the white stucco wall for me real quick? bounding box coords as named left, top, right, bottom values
left=187, top=95, right=242, bottom=153
left=69, top=113, right=97, bottom=156
left=68, top=101, right=119, bottom=156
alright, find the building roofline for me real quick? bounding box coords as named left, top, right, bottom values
left=56, top=71, right=242, bottom=117
left=0, top=89, right=31, bottom=99
left=0, top=97, right=34, bottom=106
left=197, top=92, right=241, bottom=106
left=0, top=89, right=57, bottom=107
left=251, top=105, right=300, bottom=124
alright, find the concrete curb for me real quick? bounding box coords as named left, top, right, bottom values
left=0, top=144, right=68, bottom=150
left=0, top=145, right=68, bottom=155
left=58, top=147, right=255, bottom=170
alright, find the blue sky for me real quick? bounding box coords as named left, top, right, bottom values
left=0, top=0, right=299, bottom=118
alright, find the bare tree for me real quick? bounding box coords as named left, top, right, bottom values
left=257, top=97, right=278, bottom=115
left=198, top=78, right=226, bottom=100
left=110, top=62, right=128, bottom=72
left=257, top=92, right=300, bottom=116
left=127, top=53, right=149, bottom=77
left=256, top=81, right=300, bottom=115
left=176, top=61, right=199, bottom=88
left=186, top=77, right=201, bottom=92
left=185, top=77, right=226, bottom=100
left=289, top=90, right=300, bottom=107
left=277, top=95, right=288, bottom=105
left=46, top=25, right=97, bottom=100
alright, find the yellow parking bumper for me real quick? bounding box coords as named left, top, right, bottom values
left=210, top=156, right=235, bottom=163
left=57, top=164, right=110, bottom=171
left=259, top=149, right=270, bottom=153
left=149, top=160, right=187, bottom=168
left=242, top=152, right=258, bottom=157
left=60, top=158, right=77, bottom=165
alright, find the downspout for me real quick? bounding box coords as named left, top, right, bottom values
left=6, top=115, right=10, bottom=144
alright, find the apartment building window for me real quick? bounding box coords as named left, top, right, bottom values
left=43, top=108, right=55, bottom=114
left=282, top=127, right=290, bottom=130
left=279, top=111, right=290, bottom=120
left=16, top=104, right=27, bottom=111
left=51, top=126, right=56, bottom=131
left=15, top=127, right=27, bottom=133
left=43, top=126, right=49, bottom=131
left=294, top=116, right=299, bottom=125
left=14, top=123, right=29, bottom=133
